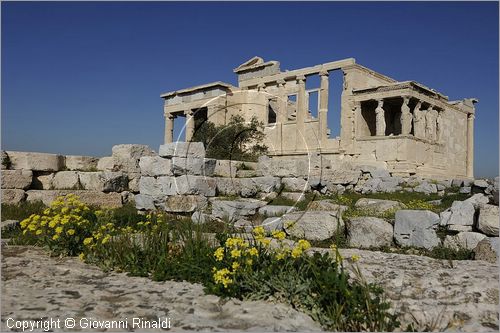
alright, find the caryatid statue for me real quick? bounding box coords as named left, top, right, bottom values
left=425, top=105, right=438, bottom=141
left=400, top=96, right=412, bottom=135
left=412, top=101, right=425, bottom=138
left=375, top=99, right=386, bottom=136
left=436, top=111, right=443, bottom=142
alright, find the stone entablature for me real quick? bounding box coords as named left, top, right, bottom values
left=160, top=57, right=477, bottom=178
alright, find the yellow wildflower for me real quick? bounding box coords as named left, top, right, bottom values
left=247, top=247, right=259, bottom=257
left=272, top=230, right=286, bottom=240
left=55, top=227, right=63, bottom=234
left=52, top=234, right=59, bottom=241
left=257, top=238, right=271, bottom=247
left=83, top=237, right=93, bottom=245
left=276, top=252, right=286, bottom=260
left=225, top=237, right=244, bottom=248
left=330, top=244, right=338, bottom=251
left=246, top=259, right=253, bottom=266
left=35, top=230, right=42, bottom=235
left=20, top=219, right=29, bottom=228
left=78, top=253, right=85, bottom=261
left=101, top=235, right=111, bottom=244
left=351, top=254, right=360, bottom=262
left=213, top=268, right=233, bottom=288
left=214, top=247, right=224, bottom=261
left=67, top=229, right=75, bottom=236
left=28, top=224, right=37, bottom=231
left=232, top=262, right=240, bottom=271
left=291, top=247, right=303, bottom=258
left=252, top=226, right=265, bottom=238
left=43, top=209, right=51, bottom=215
left=297, top=239, right=311, bottom=251
left=230, top=249, right=241, bottom=258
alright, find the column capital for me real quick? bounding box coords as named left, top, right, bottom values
left=257, top=83, right=265, bottom=90
left=277, top=79, right=286, bottom=86
left=319, top=70, right=329, bottom=77
left=167, top=113, right=176, bottom=120
left=184, top=110, right=194, bottom=116
left=468, top=113, right=476, bottom=120
left=296, top=75, right=306, bottom=82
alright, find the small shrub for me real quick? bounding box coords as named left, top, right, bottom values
left=192, top=115, right=268, bottom=162
left=206, top=227, right=400, bottom=331
left=2, top=154, right=12, bottom=169
left=19, top=194, right=95, bottom=256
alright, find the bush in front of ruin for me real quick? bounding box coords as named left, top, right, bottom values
left=192, top=115, right=268, bottom=162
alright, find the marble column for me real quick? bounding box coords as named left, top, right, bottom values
left=277, top=79, right=287, bottom=123
left=164, top=114, right=175, bottom=144
left=276, top=79, right=287, bottom=154
left=296, top=75, right=306, bottom=150
left=466, top=113, right=475, bottom=178
left=375, top=99, right=386, bottom=136
left=184, top=110, right=195, bottom=142
left=319, top=71, right=329, bottom=148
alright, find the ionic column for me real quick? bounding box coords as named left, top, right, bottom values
left=164, top=114, right=175, bottom=144
left=319, top=70, right=329, bottom=148
left=296, top=75, right=306, bottom=150
left=277, top=79, right=287, bottom=123
left=276, top=79, right=287, bottom=154
left=375, top=99, right=386, bottom=136
left=466, top=113, right=475, bottom=178
left=184, top=110, right=195, bottom=141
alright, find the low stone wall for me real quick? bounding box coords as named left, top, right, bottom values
left=1, top=145, right=157, bottom=208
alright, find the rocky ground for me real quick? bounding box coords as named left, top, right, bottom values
left=2, top=245, right=498, bottom=332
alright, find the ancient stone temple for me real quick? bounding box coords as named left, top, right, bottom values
left=161, top=56, right=477, bottom=178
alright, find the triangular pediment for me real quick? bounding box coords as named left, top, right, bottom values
left=234, top=56, right=264, bottom=71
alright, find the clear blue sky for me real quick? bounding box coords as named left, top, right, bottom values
left=2, top=2, right=498, bottom=177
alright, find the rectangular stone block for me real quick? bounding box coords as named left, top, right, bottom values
left=215, top=177, right=241, bottom=196
left=64, top=155, right=98, bottom=171
left=97, top=156, right=116, bottom=171
left=158, top=142, right=205, bottom=158
left=52, top=171, right=80, bottom=190
left=1, top=170, right=33, bottom=189
left=175, top=175, right=216, bottom=197
left=158, top=195, right=208, bottom=213
left=79, top=171, right=128, bottom=192
left=139, top=156, right=172, bottom=177
left=6, top=151, right=64, bottom=171
left=112, top=144, right=155, bottom=160
left=213, top=160, right=237, bottom=178
left=135, top=194, right=156, bottom=210
left=1, top=189, right=26, bottom=205
left=26, top=190, right=123, bottom=208
left=31, top=172, right=55, bottom=190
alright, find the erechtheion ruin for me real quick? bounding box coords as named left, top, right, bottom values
left=161, top=57, right=477, bottom=179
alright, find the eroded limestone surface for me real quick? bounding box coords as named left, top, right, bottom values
left=328, top=248, right=499, bottom=332
left=1, top=246, right=498, bottom=332
left=1, top=246, right=320, bottom=332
